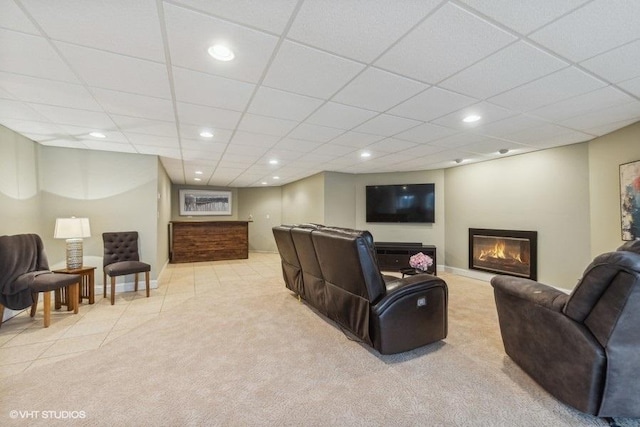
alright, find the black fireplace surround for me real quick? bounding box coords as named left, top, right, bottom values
left=469, top=228, right=537, bottom=280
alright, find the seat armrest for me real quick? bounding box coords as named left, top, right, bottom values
left=373, top=274, right=446, bottom=314
left=491, top=275, right=568, bottom=312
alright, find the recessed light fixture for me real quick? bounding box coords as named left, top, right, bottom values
left=498, top=148, right=509, bottom=155
left=269, top=159, right=278, bottom=165
left=195, top=170, right=203, bottom=175
left=462, top=114, right=481, bottom=123
left=273, top=176, right=280, bottom=180
left=194, top=177, right=201, bottom=181
left=208, top=44, right=235, bottom=62
left=261, top=181, right=268, bottom=185
left=89, top=131, right=106, bottom=138
left=454, top=158, right=464, bottom=164
left=360, top=152, right=371, bottom=158
left=200, top=131, right=214, bottom=138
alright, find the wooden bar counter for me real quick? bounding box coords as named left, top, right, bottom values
left=169, top=221, right=249, bottom=263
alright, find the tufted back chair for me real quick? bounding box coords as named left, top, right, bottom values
left=102, top=231, right=150, bottom=305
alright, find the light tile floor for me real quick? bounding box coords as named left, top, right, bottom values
left=0, top=252, right=283, bottom=378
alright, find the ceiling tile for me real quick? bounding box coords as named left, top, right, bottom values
left=92, top=88, right=174, bottom=121
left=431, top=101, right=516, bottom=130
left=0, top=119, right=63, bottom=137
left=375, top=3, right=516, bottom=83
left=29, top=104, right=116, bottom=130
left=329, top=131, right=385, bottom=148
left=530, top=0, right=640, bottom=62
left=333, top=67, right=428, bottom=112
left=247, top=86, right=324, bottom=121
left=164, top=3, right=278, bottom=83
left=21, top=0, right=165, bottom=61
left=56, top=42, right=171, bottom=99
left=272, top=138, right=323, bottom=152
left=170, top=0, right=299, bottom=33
left=230, top=130, right=281, bottom=147
left=176, top=102, right=242, bottom=129
left=180, top=138, right=227, bottom=154
left=288, top=123, right=344, bottom=143
left=428, top=133, right=496, bottom=149
left=305, top=102, right=378, bottom=130
left=82, top=140, right=137, bottom=153
left=394, top=123, right=459, bottom=144
left=0, top=1, right=39, bottom=34
left=471, top=114, right=550, bottom=139
left=111, top=115, right=177, bottom=138
left=353, top=114, right=422, bottom=137
left=262, top=40, right=365, bottom=99
left=288, top=0, right=440, bottom=63
left=580, top=39, right=640, bottom=84
left=440, top=41, right=568, bottom=99
left=560, top=101, right=640, bottom=131
left=389, top=87, right=477, bottom=122
left=0, top=100, right=48, bottom=121
left=0, top=30, right=79, bottom=83
left=0, top=72, right=102, bottom=111
left=459, top=0, right=590, bottom=34
left=488, top=67, right=607, bottom=112
left=365, top=137, right=417, bottom=153
left=310, top=143, right=357, bottom=157
left=529, top=86, right=636, bottom=122
left=619, top=76, right=640, bottom=98
left=134, top=145, right=181, bottom=158
left=125, top=133, right=179, bottom=148
left=173, top=67, right=254, bottom=111
left=500, top=122, right=591, bottom=147
left=459, top=138, right=532, bottom=156
left=237, top=113, right=297, bottom=136
left=181, top=149, right=223, bottom=161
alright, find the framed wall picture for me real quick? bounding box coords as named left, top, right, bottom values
left=620, top=160, right=640, bottom=240
left=179, top=189, right=232, bottom=216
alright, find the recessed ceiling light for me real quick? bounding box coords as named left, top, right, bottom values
left=200, top=131, right=214, bottom=138
left=261, top=182, right=268, bottom=185
left=462, top=114, right=481, bottom=123
left=454, top=158, right=464, bottom=164
left=498, top=148, right=509, bottom=155
left=194, top=177, right=201, bottom=181
left=360, top=152, right=371, bottom=158
left=269, top=159, right=278, bottom=165
left=89, top=131, right=106, bottom=138
left=195, top=170, right=203, bottom=175
left=208, top=44, right=235, bottom=61
left=273, top=176, right=280, bottom=180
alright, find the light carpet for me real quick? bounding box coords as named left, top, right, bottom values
left=1, top=271, right=638, bottom=426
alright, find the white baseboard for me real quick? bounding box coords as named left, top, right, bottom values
left=97, top=278, right=159, bottom=294
left=443, top=265, right=495, bottom=283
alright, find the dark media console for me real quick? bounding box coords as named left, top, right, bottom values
left=375, top=242, right=437, bottom=275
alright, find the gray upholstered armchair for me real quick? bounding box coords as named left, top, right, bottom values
left=0, top=234, right=80, bottom=327
left=491, top=241, right=640, bottom=418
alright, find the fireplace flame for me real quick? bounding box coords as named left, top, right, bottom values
left=478, top=239, right=523, bottom=263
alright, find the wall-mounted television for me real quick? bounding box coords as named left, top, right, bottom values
left=366, top=183, right=435, bottom=223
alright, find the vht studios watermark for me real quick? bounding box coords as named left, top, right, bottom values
left=9, top=410, right=86, bottom=420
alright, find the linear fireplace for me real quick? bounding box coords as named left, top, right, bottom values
left=469, top=228, right=538, bottom=280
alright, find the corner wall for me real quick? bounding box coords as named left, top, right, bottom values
left=444, top=143, right=591, bottom=288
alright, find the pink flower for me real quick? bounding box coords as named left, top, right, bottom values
left=409, top=252, right=433, bottom=271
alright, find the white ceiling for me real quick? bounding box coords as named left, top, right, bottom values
left=1, top=0, right=640, bottom=187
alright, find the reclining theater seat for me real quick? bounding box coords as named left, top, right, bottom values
left=272, top=225, right=303, bottom=297
left=307, top=227, right=448, bottom=354
left=491, top=240, right=640, bottom=418
left=290, top=226, right=326, bottom=314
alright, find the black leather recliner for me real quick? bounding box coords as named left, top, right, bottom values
left=491, top=240, right=640, bottom=418
left=273, top=225, right=448, bottom=354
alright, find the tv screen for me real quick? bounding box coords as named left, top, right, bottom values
left=366, top=184, right=435, bottom=223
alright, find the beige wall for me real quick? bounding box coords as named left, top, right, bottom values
left=355, top=169, right=446, bottom=267
left=324, top=172, right=356, bottom=228
left=281, top=172, right=325, bottom=225
left=157, top=159, right=172, bottom=270
left=444, top=143, right=592, bottom=288
left=588, top=122, right=640, bottom=257
left=238, top=186, right=282, bottom=252
left=0, top=125, right=42, bottom=236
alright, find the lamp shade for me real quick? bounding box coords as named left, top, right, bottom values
left=54, top=217, right=91, bottom=239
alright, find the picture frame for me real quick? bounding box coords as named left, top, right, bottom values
left=179, top=189, right=232, bottom=216
left=620, top=160, right=640, bottom=240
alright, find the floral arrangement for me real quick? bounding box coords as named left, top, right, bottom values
left=409, top=252, right=433, bottom=271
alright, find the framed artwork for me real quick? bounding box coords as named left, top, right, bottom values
left=179, top=189, right=232, bottom=216
left=620, top=160, right=640, bottom=240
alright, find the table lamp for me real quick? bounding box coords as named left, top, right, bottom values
left=54, top=217, right=91, bottom=270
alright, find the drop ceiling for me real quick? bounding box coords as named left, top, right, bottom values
left=1, top=0, right=640, bottom=187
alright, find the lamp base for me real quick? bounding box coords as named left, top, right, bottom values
left=65, top=238, right=83, bottom=270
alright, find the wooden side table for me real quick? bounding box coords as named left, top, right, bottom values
left=53, top=266, right=97, bottom=309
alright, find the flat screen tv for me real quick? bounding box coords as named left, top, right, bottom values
left=366, top=183, right=435, bottom=223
